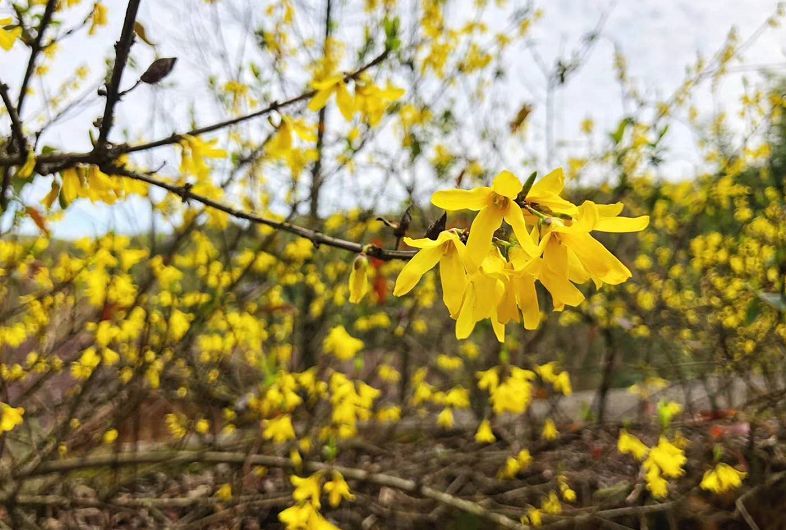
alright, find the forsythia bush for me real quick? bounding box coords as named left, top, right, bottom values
left=1, top=0, right=785, bottom=528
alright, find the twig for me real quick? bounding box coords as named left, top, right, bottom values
left=736, top=491, right=762, bottom=530
left=14, top=450, right=529, bottom=529
left=120, top=48, right=389, bottom=155
left=96, top=0, right=143, bottom=147
left=102, top=164, right=416, bottom=261
left=0, top=82, right=26, bottom=153
left=16, top=0, right=57, bottom=116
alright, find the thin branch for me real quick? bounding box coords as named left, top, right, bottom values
left=97, top=0, right=143, bottom=147
left=0, top=82, right=27, bottom=153
left=103, top=164, right=415, bottom=261
left=16, top=0, right=57, bottom=116
left=119, top=48, right=389, bottom=155
left=13, top=450, right=528, bottom=529
left=0, top=49, right=390, bottom=168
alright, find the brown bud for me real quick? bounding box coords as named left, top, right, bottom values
left=140, top=57, right=177, bottom=84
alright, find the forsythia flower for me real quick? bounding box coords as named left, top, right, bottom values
left=291, top=472, right=323, bottom=508
left=348, top=255, right=369, bottom=303
left=322, top=325, right=364, bottom=360
left=475, top=419, right=496, bottom=443
left=700, top=463, right=746, bottom=494
left=394, top=230, right=467, bottom=316
left=308, top=75, right=355, bottom=120
left=0, top=403, right=24, bottom=433
left=89, top=3, right=108, bottom=36
left=0, top=18, right=22, bottom=51
left=541, top=418, right=559, bottom=440
left=263, top=414, right=296, bottom=443
left=617, top=430, right=649, bottom=461
left=432, top=170, right=539, bottom=266
left=437, top=407, right=454, bottom=428
left=215, top=483, right=232, bottom=501
left=323, top=471, right=355, bottom=507
left=642, top=436, right=687, bottom=498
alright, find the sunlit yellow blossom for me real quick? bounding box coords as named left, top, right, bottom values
left=475, top=419, right=496, bottom=443
left=541, top=418, right=559, bottom=440
left=700, top=463, right=746, bottom=494
left=0, top=18, right=22, bottom=51
left=432, top=170, right=540, bottom=266
left=308, top=75, right=356, bottom=120
left=394, top=230, right=467, bottom=316
left=291, top=472, right=322, bottom=508
left=348, top=255, right=369, bottom=303
left=323, top=325, right=364, bottom=360
left=0, top=403, right=24, bottom=433
left=89, top=3, right=108, bottom=36
left=263, top=415, right=296, bottom=443
left=617, top=430, right=649, bottom=461
left=324, top=471, right=355, bottom=507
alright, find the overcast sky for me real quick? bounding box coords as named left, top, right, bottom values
left=3, top=0, right=785, bottom=238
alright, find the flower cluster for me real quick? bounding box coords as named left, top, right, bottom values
left=390, top=168, right=648, bottom=341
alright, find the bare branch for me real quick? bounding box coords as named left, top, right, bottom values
left=104, top=164, right=416, bottom=261
left=16, top=0, right=57, bottom=116
left=0, top=81, right=26, bottom=154
left=14, top=450, right=528, bottom=529
left=97, top=0, right=143, bottom=147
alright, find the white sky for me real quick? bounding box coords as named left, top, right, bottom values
left=2, top=0, right=785, bottom=238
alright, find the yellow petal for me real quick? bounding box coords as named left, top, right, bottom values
left=431, top=188, right=491, bottom=211
left=465, top=207, right=503, bottom=266
left=504, top=203, right=540, bottom=257
left=308, top=85, right=335, bottom=112
left=491, top=170, right=522, bottom=199
left=393, top=246, right=442, bottom=296
left=561, top=232, right=631, bottom=285
left=456, top=287, right=478, bottom=339
left=539, top=268, right=585, bottom=309
left=594, top=215, right=650, bottom=233
left=530, top=167, right=565, bottom=196
left=513, top=275, right=541, bottom=330
left=439, top=246, right=467, bottom=317
left=336, top=81, right=355, bottom=121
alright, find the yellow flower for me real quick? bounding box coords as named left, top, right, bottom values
left=524, top=168, right=578, bottom=217
left=657, top=400, right=683, bottom=428
left=455, top=250, right=507, bottom=341
left=499, top=245, right=541, bottom=330
left=322, top=325, right=364, bottom=361
left=432, top=170, right=539, bottom=266
left=308, top=75, right=355, bottom=120
left=355, top=80, right=405, bottom=125
left=646, top=436, right=687, bottom=478
left=348, top=255, right=369, bottom=303
left=394, top=230, right=467, bottom=316
left=437, top=407, right=454, bottom=428
left=700, top=463, right=746, bottom=494
left=215, top=483, right=232, bottom=501
left=0, top=403, right=24, bottom=433
left=475, top=419, right=496, bottom=444
left=617, top=430, right=649, bottom=461
left=89, top=3, right=108, bottom=36
left=541, top=491, right=562, bottom=515
left=541, top=418, right=559, bottom=440
left=0, top=18, right=22, bottom=51
left=179, top=135, right=227, bottom=180
left=263, top=414, right=296, bottom=443
left=102, top=428, right=119, bottom=444
left=291, top=472, right=323, bottom=508
left=323, top=471, right=355, bottom=507
left=489, top=371, right=533, bottom=415
left=524, top=507, right=543, bottom=527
